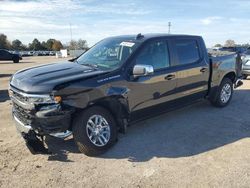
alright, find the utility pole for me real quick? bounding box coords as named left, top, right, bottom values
left=168, top=22, right=171, bottom=34
left=70, top=23, right=72, bottom=42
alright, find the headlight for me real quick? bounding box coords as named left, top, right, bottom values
left=27, top=95, right=62, bottom=104
left=9, top=87, right=62, bottom=104
left=28, top=95, right=55, bottom=104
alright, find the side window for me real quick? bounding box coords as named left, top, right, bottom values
left=174, top=39, right=200, bottom=65
left=135, top=40, right=170, bottom=70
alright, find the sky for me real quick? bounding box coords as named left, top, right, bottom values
left=0, top=0, right=250, bottom=47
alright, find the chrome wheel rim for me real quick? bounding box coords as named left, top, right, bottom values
left=220, top=83, right=232, bottom=103
left=86, top=115, right=110, bottom=147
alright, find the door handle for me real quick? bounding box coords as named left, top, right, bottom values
left=165, top=74, right=175, bottom=80
left=200, top=67, right=208, bottom=73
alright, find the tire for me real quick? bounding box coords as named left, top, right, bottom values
left=72, top=106, right=118, bottom=156
left=242, top=74, right=248, bottom=79
left=13, top=57, right=19, bottom=63
left=210, top=78, right=233, bottom=107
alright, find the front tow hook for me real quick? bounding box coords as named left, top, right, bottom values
left=22, top=131, right=51, bottom=154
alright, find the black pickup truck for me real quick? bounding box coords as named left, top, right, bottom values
left=9, top=34, right=242, bottom=156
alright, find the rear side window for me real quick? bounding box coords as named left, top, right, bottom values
left=174, top=39, right=200, bottom=65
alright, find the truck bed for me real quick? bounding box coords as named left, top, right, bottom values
left=208, top=50, right=235, bottom=57
left=208, top=50, right=240, bottom=88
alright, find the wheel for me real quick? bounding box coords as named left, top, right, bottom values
left=72, top=106, right=118, bottom=156
left=13, top=57, right=19, bottom=63
left=242, top=74, right=248, bottom=79
left=210, top=78, right=233, bottom=107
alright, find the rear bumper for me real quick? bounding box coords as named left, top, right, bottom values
left=234, top=78, right=243, bottom=88
left=242, top=69, right=250, bottom=75
left=242, top=63, right=250, bottom=75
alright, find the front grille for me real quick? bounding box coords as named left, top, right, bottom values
left=10, top=88, right=29, bottom=104
left=13, top=103, right=33, bottom=125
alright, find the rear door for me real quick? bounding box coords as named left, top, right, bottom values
left=171, top=38, right=209, bottom=99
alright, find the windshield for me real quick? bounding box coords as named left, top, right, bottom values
left=76, top=37, right=139, bottom=70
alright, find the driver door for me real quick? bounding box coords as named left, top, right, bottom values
left=127, top=39, right=178, bottom=116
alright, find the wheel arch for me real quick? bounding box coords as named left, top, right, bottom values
left=208, top=71, right=235, bottom=103
left=91, top=96, right=130, bottom=133
left=70, top=95, right=130, bottom=133
left=222, top=71, right=236, bottom=83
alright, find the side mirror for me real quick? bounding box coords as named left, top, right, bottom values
left=133, top=64, right=154, bottom=77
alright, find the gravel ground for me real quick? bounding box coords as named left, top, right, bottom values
left=0, top=57, right=250, bottom=188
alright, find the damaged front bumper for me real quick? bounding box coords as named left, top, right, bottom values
left=13, top=114, right=32, bottom=134
left=13, top=112, right=72, bottom=139
left=9, top=86, right=76, bottom=154
left=12, top=102, right=74, bottom=136
left=12, top=102, right=75, bottom=154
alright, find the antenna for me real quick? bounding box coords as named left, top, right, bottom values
left=168, top=22, right=171, bottom=34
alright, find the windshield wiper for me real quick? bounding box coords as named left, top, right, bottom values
left=75, top=60, right=98, bottom=69
left=81, top=63, right=98, bottom=69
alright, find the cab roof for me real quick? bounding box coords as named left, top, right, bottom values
left=108, top=33, right=202, bottom=43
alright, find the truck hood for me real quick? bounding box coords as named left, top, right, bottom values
left=10, top=61, right=106, bottom=93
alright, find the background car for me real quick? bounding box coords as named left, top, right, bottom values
left=0, top=49, right=22, bottom=63
left=241, top=49, right=250, bottom=79
left=220, top=47, right=247, bottom=54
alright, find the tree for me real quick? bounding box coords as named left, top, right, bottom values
left=41, top=41, right=47, bottom=50
left=77, top=39, right=88, bottom=50
left=52, top=40, right=63, bottom=51
left=0, top=33, right=11, bottom=49
left=214, top=44, right=222, bottom=47
left=45, top=39, right=56, bottom=50
left=224, top=39, right=236, bottom=47
left=29, top=38, right=43, bottom=50
left=68, top=40, right=77, bottom=50
left=12, top=39, right=23, bottom=50
left=68, top=39, right=88, bottom=50
left=0, top=33, right=88, bottom=51
left=241, top=43, right=250, bottom=48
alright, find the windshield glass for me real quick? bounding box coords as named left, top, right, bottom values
left=76, top=37, right=139, bottom=70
